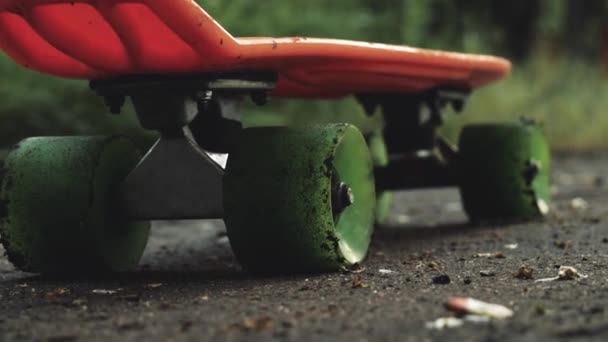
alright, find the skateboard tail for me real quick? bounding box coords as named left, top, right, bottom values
left=0, top=0, right=239, bottom=77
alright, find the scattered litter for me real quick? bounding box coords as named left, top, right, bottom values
left=432, top=274, right=451, bottom=285
left=92, top=289, right=122, bottom=295
left=535, top=266, right=588, bottom=283
left=425, top=317, right=464, bottom=330
left=570, top=197, right=589, bottom=211
left=15, top=283, right=28, bottom=288
left=504, top=244, right=519, bottom=250
left=514, top=265, right=535, bottom=280
left=427, top=297, right=513, bottom=330
left=474, top=252, right=505, bottom=259
left=534, top=277, right=557, bottom=283
left=554, top=241, right=573, bottom=250
left=395, top=214, right=411, bottom=224
left=447, top=297, right=513, bottom=319
left=427, top=261, right=441, bottom=271
left=196, top=295, right=209, bottom=302
left=480, top=270, right=496, bottom=277
left=45, top=288, right=70, bottom=298
left=558, top=266, right=587, bottom=280
left=352, top=274, right=369, bottom=289
left=474, top=253, right=494, bottom=258
left=234, top=317, right=274, bottom=332
left=145, top=283, right=163, bottom=289
left=464, top=315, right=492, bottom=323
left=378, top=269, right=396, bottom=275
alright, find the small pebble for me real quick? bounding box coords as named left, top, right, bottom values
left=514, top=265, right=535, bottom=280
left=480, top=270, right=496, bottom=277
left=432, top=274, right=451, bottom=285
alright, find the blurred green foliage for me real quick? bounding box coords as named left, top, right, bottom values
left=0, top=0, right=607, bottom=149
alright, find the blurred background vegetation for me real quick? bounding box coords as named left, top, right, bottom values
left=1, top=0, right=607, bottom=150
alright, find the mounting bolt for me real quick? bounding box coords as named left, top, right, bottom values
left=196, top=90, right=214, bottom=111
left=523, top=159, right=541, bottom=186
left=333, top=182, right=355, bottom=213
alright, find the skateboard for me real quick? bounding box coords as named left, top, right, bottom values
left=0, top=0, right=550, bottom=275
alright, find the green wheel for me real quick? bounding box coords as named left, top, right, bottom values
left=0, top=136, right=150, bottom=274
left=366, top=131, right=392, bottom=225
left=224, top=124, right=376, bottom=273
left=458, top=122, right=551, bottom=222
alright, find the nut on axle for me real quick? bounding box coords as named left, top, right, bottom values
left=333, top=182, right=355, bottom=213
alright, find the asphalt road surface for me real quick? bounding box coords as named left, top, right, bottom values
left=2, top=153, right=608, bottom=341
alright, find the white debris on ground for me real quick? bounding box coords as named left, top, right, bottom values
left=378, top=269, right=396, bottom=275
left=473, top=253, right=494, bottom=258
left=425, top=317, right=464, bottom=330
left=447, top=297, right=514, bottom=319
left=504, top=243, right=519, bottom=250
left=535, top=266, right=588, bottom=283
left=570, top=197, right=589, bottom=211
left=473, top=252, right=505, bottom=259
left=426, top=297, right=513, bottom=330
left=92, top=289, right=122, bottom=295
left=395, top=214, right=410, bottom=224
left=464, top=315, right=491, bottom=324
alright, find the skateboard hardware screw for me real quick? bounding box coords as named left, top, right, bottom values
left=333, top=182, right=355, bottom=213
left=523, top=159, right=541, bottom=186
left=196, top=90, right=214, bottom=111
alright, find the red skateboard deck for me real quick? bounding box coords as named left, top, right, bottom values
left=0, top=0, right=511, bottom=98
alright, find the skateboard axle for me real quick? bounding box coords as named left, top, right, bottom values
left=333, top=182, right=355, bottom=213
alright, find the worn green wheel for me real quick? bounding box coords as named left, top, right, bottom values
left=366, top=131, right=392, bottom=225
left=458, top=122, right=551, bottom=222
left=224, top=124, right=376, bottom=273
left=0, top=136, right=150, bottom=274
